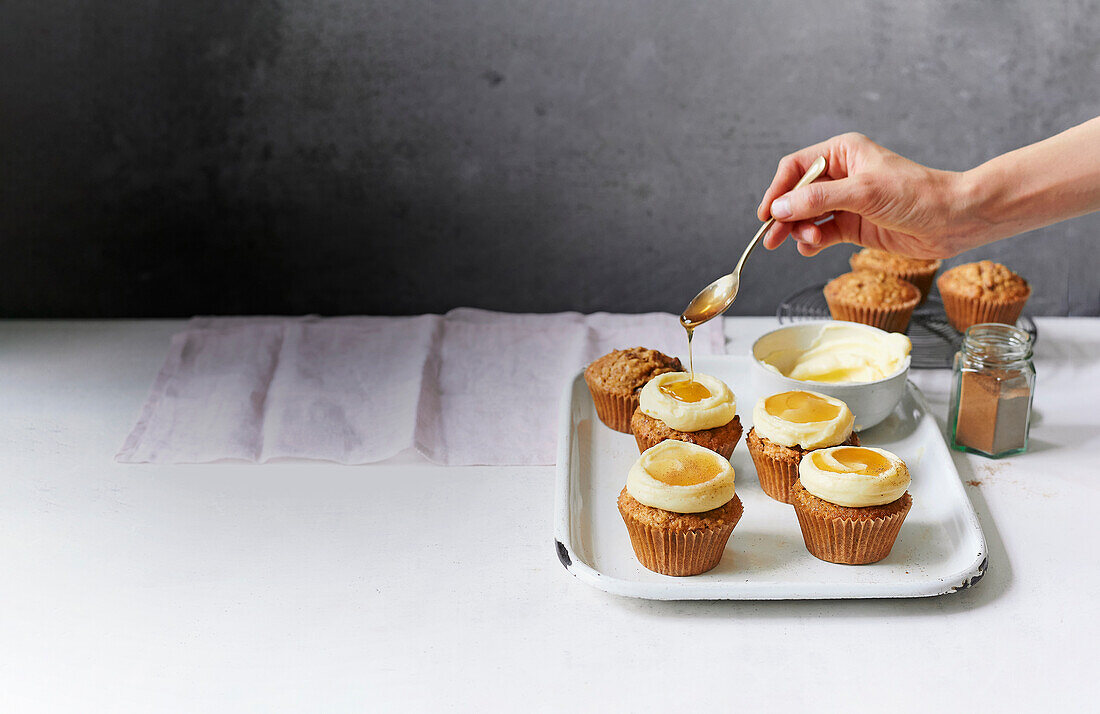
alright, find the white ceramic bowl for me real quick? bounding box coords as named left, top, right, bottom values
left=750, top=321, right=911, bottom=431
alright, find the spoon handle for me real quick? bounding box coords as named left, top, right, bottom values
left=733, top=156, right=827, bottom=274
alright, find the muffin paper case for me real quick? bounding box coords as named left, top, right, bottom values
left=746, top=442, right=801, bottom=504
left=792, top=493, right=912, bottom=565
left=618, top=495, right=744, bottom=576
left=893, top=267, right=939, bottom=305
left=585, top=380, right=638, bottom=433
left=824, top=298, right=918, bottom=334
left=938, top=289, right=1030, bottom=333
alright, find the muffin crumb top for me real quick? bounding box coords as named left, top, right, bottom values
left=746, top=426, right=859, bottom=465
left=851, top=248, right=941, bottom=272
left=617, top=486, right=742, bottom=531
left=824, top=271, right=920, bottom=308
left=584, top=347, right=683, bottom=395
left=791, top=479, right=911, bottom=520
left=938, top=261, right=1030, bottom=301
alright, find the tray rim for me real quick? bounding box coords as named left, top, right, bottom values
left=553, top=355, right=988, bottom=601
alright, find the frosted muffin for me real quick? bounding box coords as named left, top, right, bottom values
left=617, top=440, right=744, bottom=576
left=629, top=372, right=742, bottom=458
left=584, top=348, right=684, bottom=433
left=824, top=271, right=921, bottom=333
left=849, top=248, right=942, bottom=304
left=746, top=390, right=859, bottom=503
left=937, top=261, right=1031, bottom=333
left=790, top=446, right=913, bottom=565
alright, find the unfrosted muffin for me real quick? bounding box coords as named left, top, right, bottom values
left=584, top=348, right=684, bottom=432
left=618, top=440, right=744, bottom=576
left=850, top=248, right=942, bottom=304
left=937, top=261, right=1031, bottom=333
left=629, top=372, right=742, bottom=458
left=746, top=390, right=859, bottom=503
left=824, top=270, right=921, bottom=333
left=790, top=446, right=912, bottom=565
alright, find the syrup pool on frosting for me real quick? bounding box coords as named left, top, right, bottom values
left=812, top=447, right=891, bottom=475
left=659, top=378, right=712, bottom=403
left=764, top=391, right=841, bottom=423
left=647, top=451, right=721, bottom=486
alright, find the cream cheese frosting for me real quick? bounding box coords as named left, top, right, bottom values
left=638, top=372, right=736, bottom=432
left=761, top=324, right=911, bottom=384
left=626, top=440, right=736, bottom=513
left=798, top=446, right=910, bottom=507
left=752, top=390, right=854, bottom=449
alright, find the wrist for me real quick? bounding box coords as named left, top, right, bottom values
left=949, top=166, right=1002, bottom=247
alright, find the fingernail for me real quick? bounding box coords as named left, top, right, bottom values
left=771, top=196, right=792, bottom=219
left=795, top=229, right=818, bottom=245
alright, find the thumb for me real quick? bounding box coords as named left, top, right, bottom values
left=768, top=177, right=873, bottom=222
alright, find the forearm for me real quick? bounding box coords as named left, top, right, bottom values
left=960, top=116, right=1100, bottom=243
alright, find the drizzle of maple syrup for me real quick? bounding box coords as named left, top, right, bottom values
left=685, top=325, right=695, bottom=381
left=658, top=322, right=712, bottom=403
left=763, top=391, right=841, bottom=423
left=648, top=453, right=720, bottom=486
left=812, top=447, right=891, bottom=476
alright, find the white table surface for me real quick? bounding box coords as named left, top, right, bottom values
left=1, top=317, right=1096, bottom=713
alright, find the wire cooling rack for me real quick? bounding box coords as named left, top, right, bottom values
left=776, top=284, right=1038, bottom=369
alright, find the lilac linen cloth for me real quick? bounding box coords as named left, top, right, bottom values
left=117, top=309, right=725, bottom=466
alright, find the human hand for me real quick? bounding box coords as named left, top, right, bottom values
left=757, top=133, right=984, bottom=259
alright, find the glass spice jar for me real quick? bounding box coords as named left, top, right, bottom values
left=948, top=323, right=1036, bottom=458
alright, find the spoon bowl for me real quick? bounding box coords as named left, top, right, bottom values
left=681, top=274, right=738, bottom=329
left=681, top=156, right=827, bottom=328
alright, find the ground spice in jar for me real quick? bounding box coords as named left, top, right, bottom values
left=953, top=369, right=1032, bottom=454
left=948, top=324, right=1035, bottom=458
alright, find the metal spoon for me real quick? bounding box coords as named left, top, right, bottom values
left=680, top=155, right=828, bottom=329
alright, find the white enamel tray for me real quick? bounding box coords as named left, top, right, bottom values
left=553, top=355, right=987, bottom=600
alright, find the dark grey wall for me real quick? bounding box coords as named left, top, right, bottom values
left=2, top=1, right=1098, bottom=317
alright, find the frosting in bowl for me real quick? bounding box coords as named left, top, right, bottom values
left=798, top=446, right=910, bottom=507
left=627, top=440, right=736, bottom=513
left=760, top=323, right=911, bottom=384
left=638, top=372, right=736, bottom=432
left=752, top=390, right=854, bottom=449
